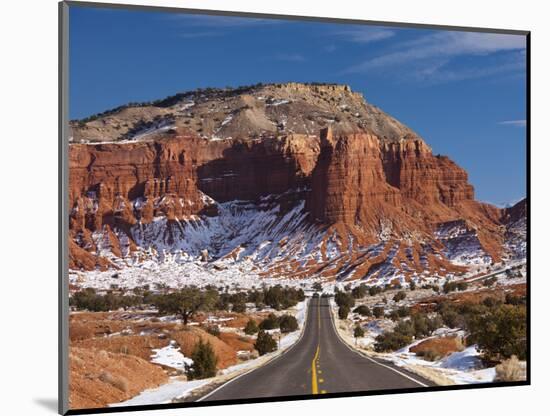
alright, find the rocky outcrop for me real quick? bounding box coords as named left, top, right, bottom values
left=67, top=83, right=525, bottom=280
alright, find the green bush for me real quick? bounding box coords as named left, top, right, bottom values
left=335, top=292, right=355, bottom=309
left=467, top=304, right=527, bottom=360
left=372, top=306, right=385, bottom=318
left=351, top=284, right=368, bottom=299
left=244, top=319, right=259, bottom=335
left=338, top=305, right=350, bottom=320
left=279, top=314, right=299, bottom=333
left=505, top=294, right=526, bottom=306
left=185, top=339, right=218, bottom=380
left=263, top=285, right=305, bottom=310
left=259, top=313, right=279, bottom=330
left=369, top=286, right=383, bottom=296
left=388, top=310, right=400, bottom=321
left=231, top=302, right=246, bottom=313
left=374, top=331, right=412, bottom=352
left=354, top=325, right=365, bottom=338
left=393, top=291, right=407, bottom=302
left=255, top=330, right=277, bottom=356
left=152, top=287, right=219, bottom=325
left=393, top=320, right=415, bottom=337
left=443, top=280, right=468, bottom=294
left=353, top=305, right=371, bottom=316
left=70, top=288, right=142, bottom=312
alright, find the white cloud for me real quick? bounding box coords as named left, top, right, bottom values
left=333, top=27, right=395, bottom=44
left=170, top=14, right=281, bottom=28
left=499, top=120, right=527, bottom=127
left=344, top=31, right=526, bottom=76
left=272, top=53, right=306, bottom=62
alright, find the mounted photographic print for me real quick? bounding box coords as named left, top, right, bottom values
left=59, top=1, right=530, bottom=414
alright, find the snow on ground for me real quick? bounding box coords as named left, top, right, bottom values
left=111, top=299, right=309, bottom=407
left=150, top=340, right=192, bottom=370
left=110, top=378, right=209, bottom=407
left=379, top=341, right=496, bottom=384
left=70, top=257, right=312, bottom=291
left=279, top=299, right=307, bottom=349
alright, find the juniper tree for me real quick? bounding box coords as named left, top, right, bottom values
left=185, top=338, right=218, bottom=380
left=255, top=330, right=277, bottom=356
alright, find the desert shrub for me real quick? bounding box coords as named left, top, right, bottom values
left=215, top=293, right=231, bottom=311
left=255, top=330, right=277, bottom=356
left=259, top=313, right=280, bottom=330
left=185, top=338, right=218, bottom=380
left=152, top=287, right=219, bottom=325
left=495, top=355, right=525, bottom=381
left=335, top=292, right=355, bottom=309
left=351, top=284, right=368, bottom=299
left=467, top=304, right=527, bottom=360
left=279, top=314, right=299, bottom=333
left=263, top=285, right=305, bottom=310
left=312, top=282, right=323, bottom=291
left=427, top=315, right=445, bottom=333
left=411, top=313, right=432, bottom=338
left=443, top=280, right=468, bottom=294
left=409, top=280, right=416, bottom=291
left=99, top=371, right=129, bottom=392
left=244, top=319, right=259, bottom=335
left=505, top=294, right=526, bottom=306
left=206, top=325, right=221, bottom=337
left=393, top=291, right=407, bottom=302
left=397, top=306, right=410, bottom=317
left=482, top=297, right=501, bottom=308
left=374, top=331, right=412, bottom=352
left=394, top=320, right=415, bottom=337
left=70, top=288, right=142, bottom=312
left=483, top=276, right=498, bottom=287
left=388, top=310, right=400, bottom=321
left=372, top=306, right=385, bottom=318
left=354, top=325, right=365, bottom=338
left=436, top=302, right=464, bottom=329
left=338, top=305, right=350, bottom=320
left=247, top=290, right=264, bottom=304
left=231, top=302, right=246, bottom=313
left=415, top=349, right=442, bottom=362
left=353, top=305, right=371, bottom=316
left=369, top=286, right=383, bottom=296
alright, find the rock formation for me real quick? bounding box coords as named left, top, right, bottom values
left=68, top=83, right=526, bottom=282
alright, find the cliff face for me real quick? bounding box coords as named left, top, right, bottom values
left=68, top=83, right=525, bottom=282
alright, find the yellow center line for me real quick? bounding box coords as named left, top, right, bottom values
left=311, top=344, right=320, bottom=394
left=311, top=298, right=324, bottom=395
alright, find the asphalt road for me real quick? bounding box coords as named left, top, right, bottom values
left=198, top=296, right=433, bottom=402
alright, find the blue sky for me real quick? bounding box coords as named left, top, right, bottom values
left=69, top=6, right=527, bottom=206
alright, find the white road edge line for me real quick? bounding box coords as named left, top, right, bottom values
left=197, top=298, right=312, bottom=402
left=326, top=298, right=429, bottom=388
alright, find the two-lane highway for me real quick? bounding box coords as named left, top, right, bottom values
left=198, top=297, right=432, bottom=402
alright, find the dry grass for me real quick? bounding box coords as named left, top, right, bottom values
left=99, top=371, right=129, bottom=392
left=495, top=355, right=526, bottom=382
left=69, top=347, right=167, bottom=409
left=410, top=336, right=463, bottom=361
left=172, top=326, right=238, bottom=369
left=218, top=332, right=255, bottom=352
left=73, top=335, right=169, bottom=361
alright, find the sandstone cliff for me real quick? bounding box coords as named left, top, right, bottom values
left=68, top=83, right=525, bottom=283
